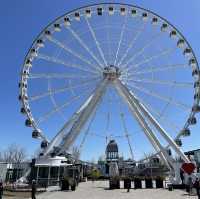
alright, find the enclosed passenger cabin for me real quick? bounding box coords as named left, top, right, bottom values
left=85, top=9, right=91, bottom=17
left=188, top=116, right=197, bottom=125
left=181, top=128, right=191, bottom=137
left=74, top=12, right=80, bottom=21
left=183, top=48, right=192, bottom=57
left=41, top=141, right=48, bottom=149
left=36, top=39, right=44, bottom=48
left=161, top=23, right=168, bottom=32
left=169, top=30, right=177, bottom=39
left=25, top=119, right=33, bottom=127
left=175, top=138, right=182, bottom=147
left=32, top=130, right=41, bottom=139
left=177, top=39, right=185, bottom=48
left=64, top=17, right=71, bottom=26
left=131, top=9, right=137, bottom=16
left=108, top=6, right=114, bottom=15
left=97, top=7, right=103, bottom=16
left=54, top=23, right=61, bottom=32
left=152, top=17, right=158, bottom=25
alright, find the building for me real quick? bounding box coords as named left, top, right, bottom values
left=106, top=140, right=119, bottom=162
left=0, top=162, right=30, bottom=183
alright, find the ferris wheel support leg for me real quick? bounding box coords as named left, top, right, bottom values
left=43, top=113, right=79, bottom=156
left=43, top=79, right=108, bottom=156
left=127, top=88, right=190, bottom=163
left=114, top=79, right=173, bottom=170
left=57, top=79, right=108, bottom=155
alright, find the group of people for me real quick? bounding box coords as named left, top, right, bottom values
left=0, top=179, right=37, bottom=199
left=188, top=177, right=200, bottom=198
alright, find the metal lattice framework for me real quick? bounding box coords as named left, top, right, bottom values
left=19, top=3, right=200, bottom=171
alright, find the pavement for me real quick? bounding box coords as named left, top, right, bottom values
left=34, top=181, right=197, bottom=199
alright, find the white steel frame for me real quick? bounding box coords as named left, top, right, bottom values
left=19, top=3, right=200, bottom=178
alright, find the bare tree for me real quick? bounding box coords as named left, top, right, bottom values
left=31, top=148, right=42, bottom=159
left=0, top=150, right=3, bottom=162
left=3, top=144, right=27, bottom=163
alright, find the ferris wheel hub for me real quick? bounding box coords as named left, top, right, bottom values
left=103, top=65, right=121, bottom=81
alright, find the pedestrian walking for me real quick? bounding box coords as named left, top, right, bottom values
left=0, top=181, right=3, bottom=199
left=193, top=178, right=200, bottom=199
left=31, top=180, right=37, bottom=199
left=127, top=178, right=131, bottom=193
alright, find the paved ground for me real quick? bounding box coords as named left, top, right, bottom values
left=34, top=181, right=197, bottom=199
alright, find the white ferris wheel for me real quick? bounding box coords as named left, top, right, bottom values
left=19, top=3, right=200, bottom=171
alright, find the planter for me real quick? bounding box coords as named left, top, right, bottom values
left=109, top=178, right=120, bottom=189
left=168, top=184, right=173, bottom=191
left=145, top=178, right=153, bottom=189
left=61, top=179, right=69, bottom=190
left=155, top=179, right=163, bottom=188
left=124, top=179, right=131, bottom=189
left=71, top=185, right=76, bottom=191
left=134, top=178, right=142, bottom=189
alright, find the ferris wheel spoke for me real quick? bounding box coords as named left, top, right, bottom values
left=126, top=47, right=176, bottom=73
left=29, top=77, right=100, bottom=102
left=127, top=78, right=193, bottom=87
left=133, top=94, right=181, bottom=132
left=85, top=17, right=108, bottom=67
left=47, top=36, right=102, bottom=72
left=121, top=32, right=163, bottom=69
left=117, top=23, right=146, bottom=67
left=114, top=15, right=128, bottom=66
left=126, top=82, right=191, bottom=112
left=29, top=73, right=99, bottom=79
left=120, top=112, right=134, bottom=160
left=37, top=53, right=99, bottom=75
left=125, top=63, right=188, bottom=77
left=106, top=15, right=112, bottom=65
left=48, top=79, right=65, bottom=120
left=66, top=26, right=104, bottom=69
left=36, top=89, right=92, bottom=124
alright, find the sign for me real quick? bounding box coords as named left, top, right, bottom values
left=181, top=163, right=196, bottom=175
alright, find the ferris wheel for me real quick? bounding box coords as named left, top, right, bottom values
left=19, top=3, right=200, bottom=170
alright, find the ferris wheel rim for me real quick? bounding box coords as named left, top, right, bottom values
left=19, top=2, right=200, bottom=161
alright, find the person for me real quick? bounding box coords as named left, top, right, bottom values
left=31, top=180, right=37, bottom=199
left=188, top=177, right=193, bottom=195
left=193, top=178, right=200, bottom=199
left=0, top=181, right=3, bottom=199
left=127, top=178, right=131, bottom=193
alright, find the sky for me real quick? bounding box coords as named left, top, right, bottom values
left=0, top=0, right=200, bottom=161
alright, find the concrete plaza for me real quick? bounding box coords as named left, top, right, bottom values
left=35, top=181, right=197, bottom=199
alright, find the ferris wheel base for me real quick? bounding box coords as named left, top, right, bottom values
left=35, top=156, right=72, bottom=167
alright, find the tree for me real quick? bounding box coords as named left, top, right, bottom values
left=0, top=151, right=3, bottom=162
left=3, top=144, right=27, bottom=163
left=98, top=155, right=105, bottom=164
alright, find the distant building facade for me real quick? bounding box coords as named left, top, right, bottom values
left=0, top=162, right=30, bottom=182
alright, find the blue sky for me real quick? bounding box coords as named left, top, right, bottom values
left=1, top=0, right=200, bottom=161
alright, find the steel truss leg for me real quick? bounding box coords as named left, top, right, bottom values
left=114, top=79, right=173, bottom=170
left=43, top=112, right=80, bottom=156
left=127, top=86, right=190, bottom=163
left=45, top=79, right=108, bottom=156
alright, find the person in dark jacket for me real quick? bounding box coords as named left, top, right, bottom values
left=194, top=178, right=200, bottom=199
left=188, top=177, right=193, bottom=195
left=31, top=180, right=37, bottom=199
left=0, top=181, right=3, bottom=199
